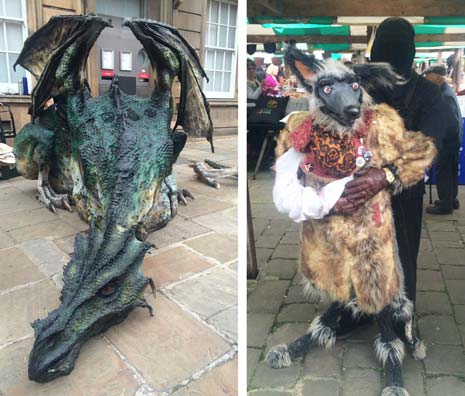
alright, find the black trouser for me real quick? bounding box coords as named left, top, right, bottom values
left=391, top=182, right=425, bottom=304
left=435, top=147, right=459, bottom=210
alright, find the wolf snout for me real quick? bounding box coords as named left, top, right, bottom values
left=344, top=106, right=360, bottom=119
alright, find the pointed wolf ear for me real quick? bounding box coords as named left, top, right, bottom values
left=353, top=62, right=405, bottom=95
left=284, top=46, right=322, bottom=92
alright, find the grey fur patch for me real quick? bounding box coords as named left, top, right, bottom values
left=302, top=280, right=329, bottom=304
left=307, top=315, right=336, bottom=349
left=353, top=62, right=406, bottom=94
left=410, top=338, right=427, bottom=361
left=374, top=335, right=405, bottom=366
left=345, top=298, right=363, bottom=319
left=392, top=293, right=413, bottom=322
left=381, top=386, right=410, bottom=396
left=265, top=344, right=292, bottom=369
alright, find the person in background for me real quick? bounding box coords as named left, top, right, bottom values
left=262, top=64, right=280, bottom=96
left=335, top=17, right=450, bottom=337
left=247, top=58, right=262, bottom=108
left=423, top=64, right=462, bottom=214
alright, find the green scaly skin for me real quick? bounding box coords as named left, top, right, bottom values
left=13, top=15, right=212, bottom=383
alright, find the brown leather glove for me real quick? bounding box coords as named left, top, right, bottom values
left=342, top=167, right=388, bottom=208
left=331, top=196, right=358, bottom=215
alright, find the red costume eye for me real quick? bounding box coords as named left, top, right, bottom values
left=100, top=283, right=116, bottom=297
left=352, top=82, right=360, bottom=90
left=322, top=86, right=332, bottom=94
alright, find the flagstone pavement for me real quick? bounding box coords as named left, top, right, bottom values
left=248, top=170, right=465, bottom=396
left=0, top=136, right=237, bottom=396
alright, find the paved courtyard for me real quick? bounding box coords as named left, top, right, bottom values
left=248, top=170, right=465, bottom=396
left=0, top=136, right=237, bottom=396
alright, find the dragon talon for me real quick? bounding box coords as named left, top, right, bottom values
left=148, top=278, right=157, bottom=298
left=177, top=188, right=194, bottom=206
left=62, top=199, right=73, bottom=212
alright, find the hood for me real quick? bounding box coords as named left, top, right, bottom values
left=371, top=17, right=416, bottom=78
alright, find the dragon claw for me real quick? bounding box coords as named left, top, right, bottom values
left=177, top=189, right=194, bottom=205
left=37, top=169, right=72, bottom=213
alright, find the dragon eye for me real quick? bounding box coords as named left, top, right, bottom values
left=99, top=282, right=116, bottom=297
left=322, top=86, right=332, bottom=94
left=352, top=82, right=360, bottom=90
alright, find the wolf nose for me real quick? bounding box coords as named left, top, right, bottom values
left=345, top=106, right=360, bottom=119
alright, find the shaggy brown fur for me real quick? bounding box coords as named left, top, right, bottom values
left=277, top=104, right=436, bottom=314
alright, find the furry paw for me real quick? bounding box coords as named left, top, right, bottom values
left=265, top=344, right=292, bottom=369
left=410, top=338, right=427, bottom=360
left=381, top=386, right=410, bottom=396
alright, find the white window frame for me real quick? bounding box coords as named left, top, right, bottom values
left=203, top=0, right=237, bottom=99
left=0, top=0, right=29, bottom=94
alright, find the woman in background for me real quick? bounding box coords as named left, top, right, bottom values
left=263, top=64, right=280, bottom=96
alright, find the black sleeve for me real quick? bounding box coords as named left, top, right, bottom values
left=414, top=82, right=447, bottom=152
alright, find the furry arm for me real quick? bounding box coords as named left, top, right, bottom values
left=371, top=104, right=437, bottom=189
left=273, top=148, right=352, bottom=221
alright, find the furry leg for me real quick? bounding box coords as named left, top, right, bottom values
left=266, top=302, right=342, bottom=369
left=376, top=306, right=409, bottom=396
left=392, top=294, right=426, bottom=361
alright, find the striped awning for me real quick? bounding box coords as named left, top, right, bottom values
left=247, top=16, right=465, bottom=51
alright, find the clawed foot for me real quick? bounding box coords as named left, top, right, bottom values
left=37, top=169, right=72, bottom=213
left=191, top=161, right=238, bottom=189
left=177, top=189, right=194, bottom=205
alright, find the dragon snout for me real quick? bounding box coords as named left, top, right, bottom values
left=28, top=334, right=82, bottom=383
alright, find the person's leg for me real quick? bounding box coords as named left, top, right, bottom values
left=429, top=149, right=453, bottom=213
left=391, top=186, right=424, bottom=304
left=452, top=149, right=460, bottom=208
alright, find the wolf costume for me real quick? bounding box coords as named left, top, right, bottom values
left=267, top=49, right=436, bottom=396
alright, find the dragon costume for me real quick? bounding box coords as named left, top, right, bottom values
left=13, top=14, right=213, bottom=383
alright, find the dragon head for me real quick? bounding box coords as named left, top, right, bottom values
left=28, top=223, right=152, bottom=382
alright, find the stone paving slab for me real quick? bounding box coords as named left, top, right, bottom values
left=0, top=207, right=57, bottom=231
left=145, top=214, right=211, bottom=249
left=301, top=378, right=340, bottom=396
left=166, top=267, right=237, bottom=321
left=0, top=279, right=60, bottom=345
left=7, top=219, right=80, bottom=244
left=341, top=368, right=381, bottom=396
left=143, top=245, right=214, bottom=288
left=303, top=342, right=343, bottom=378
left=248, top=313, right=276, bottom=348
left=0, top=247, right=44, bottom=291
left=171, top=356, right=237, bottom=396
left=192, top=207, right=238, bottom=235
left=418, top=315, right=462, bottom=345
left=18, top=238, right=69, bottom=277
left=184, top=232, right=237, bottom=263
left=426, top=376, right=465, bottom=396
left=208, top=304, right=238, bottom=343
left=416, top=291, right=453, bottom=315
left=0, top=187, right=42, bottom=215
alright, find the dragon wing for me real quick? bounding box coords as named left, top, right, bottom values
left=123, top=19, right=214, bottom=151
left=14, top=14, right=110, bottom=118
